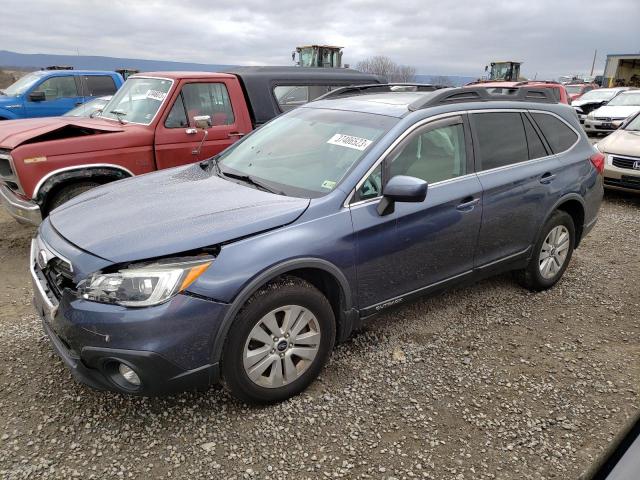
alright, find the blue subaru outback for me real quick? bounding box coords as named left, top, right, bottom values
left=31, top=85, right=603, bottom=403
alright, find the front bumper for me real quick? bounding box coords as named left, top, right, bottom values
left=603, top=153, right=640, bottom=193
left=0, top=183, right=41, bottom=225
left=584, top=118, right=624, bottom=134
left=30, top=238, right=228, bottom=395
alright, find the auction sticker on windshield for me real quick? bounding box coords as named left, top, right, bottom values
left=327, top=133, right=372, bottom=151
left=146, top=90, right=167, bottom=102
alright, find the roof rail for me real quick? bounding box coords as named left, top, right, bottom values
left=314, top=83, right=436, bottom=101
left=513, top=80, right=561, bottom=86
left=407, top=86, right=557, bottom=111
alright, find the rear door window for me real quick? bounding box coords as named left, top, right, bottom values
left=471, top=112, right=528, bottom=171
left=531, top=113, right=578, bottom=153
left=522, top=114, right=548, bottom=159
left=83, top=75, right=117, bottom=96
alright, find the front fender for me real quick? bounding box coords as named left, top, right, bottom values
left=0, top=107, right=21, bottom=120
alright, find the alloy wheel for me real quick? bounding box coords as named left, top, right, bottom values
left=538, top=225, right=570, bottom=279
left=243, top=305, right=321, bottom=388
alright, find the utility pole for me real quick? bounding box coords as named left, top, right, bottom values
left=590, top=49, right=597, bottom=77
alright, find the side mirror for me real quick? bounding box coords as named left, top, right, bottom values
left=29, top=91, right=46, bottom=102
left=193, top=115, right=211, bottom=130
left=377, top=175, right=428, bottom=216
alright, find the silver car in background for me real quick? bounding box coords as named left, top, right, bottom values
left=573, top=87, right=631, bottom=124
left=584, top=90, right=640, bottom=134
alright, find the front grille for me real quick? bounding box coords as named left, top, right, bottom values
left=595, top=117, right=612, bottom=122
left=612, top=156, right=640, bottom=170
left=42, top=257, right=75, bottom=300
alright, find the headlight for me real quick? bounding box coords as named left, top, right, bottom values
left=78, top=257, right=213, bottom=307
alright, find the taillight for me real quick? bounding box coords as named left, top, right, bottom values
left=590, top=152, right=605, bottom=174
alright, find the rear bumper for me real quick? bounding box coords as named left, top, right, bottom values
left=0, top=183, right=41, bottom=225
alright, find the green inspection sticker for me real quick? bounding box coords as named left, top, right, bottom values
left=321, top=180, right=337, bottom=190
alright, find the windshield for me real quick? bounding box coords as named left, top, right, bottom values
left=607, top=92, right=640, bottom=107
left=624, top=113, right=640, bottom=131
left=2, top=71, right=48, bottom=96
left=578, top=89, right=617, bottom=102
left=217, top=107, right=397, bottom=198
left=63, top=96, right=111, bottom=117
left=100, top=77, right=172, bottom=124
left=564, top=85, right=583, bottom=94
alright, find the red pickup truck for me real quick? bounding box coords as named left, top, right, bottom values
left=0, top=67, right=381, bottom=224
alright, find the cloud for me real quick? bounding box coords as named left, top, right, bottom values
left=1, top=0, right=638, bottom=78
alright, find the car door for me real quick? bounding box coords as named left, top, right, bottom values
left=469, top=110, right=561, bottom=269
left=154, top=80, right=245, bottom=169
left=24, top=75, right=83, bottom=117
left=349, top=115, right=483, bottom=312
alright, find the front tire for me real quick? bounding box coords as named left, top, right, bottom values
left=47, top=181, right=100, bottom=212
left=221, top=277, right=336, bottom=404
left=516, top=210, right=575, bottom=291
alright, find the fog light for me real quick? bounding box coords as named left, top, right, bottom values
left=118, top=363, right=141, bottom=386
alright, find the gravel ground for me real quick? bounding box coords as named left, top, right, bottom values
left=0, top=189, right=638, bottom=480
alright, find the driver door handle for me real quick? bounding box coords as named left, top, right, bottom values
left=228, top=131, right=246, bottom=138
left=456, top=197, right=480, bottom=211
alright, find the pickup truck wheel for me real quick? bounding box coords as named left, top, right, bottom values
left=221, top=277, right=335, bottom=404
left=515, top=210, right=575, bottom=291
left=48, top=181, right=100, bottom=212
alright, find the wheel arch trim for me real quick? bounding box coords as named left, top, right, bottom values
left=209, top=257, right=354, bottom=365
left=33, top=163, right=134, bottom=200
left=547, top=193, right=586, bottom=244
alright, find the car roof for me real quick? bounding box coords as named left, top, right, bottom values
left=308, top=92, right=439, bottom=117
left=306, top=87, right=567, bottom=119
left=131, top=71, right=237, bottom=80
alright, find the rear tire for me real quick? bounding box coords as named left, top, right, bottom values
left=221, top=277, right=335, bottom=404
left=515, top=210, right=575, bottom=291
left=47, top=181, right=100, bottom=212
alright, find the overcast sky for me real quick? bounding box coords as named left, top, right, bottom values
left=1, top=0, right=638, bottom=79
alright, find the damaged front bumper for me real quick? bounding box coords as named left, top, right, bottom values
left=0, top=183, right=41, bottom=225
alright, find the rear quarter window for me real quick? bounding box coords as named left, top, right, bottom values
left=83, top=75, right=117, bottom=96
left=531, top=112, right=578, bottom=153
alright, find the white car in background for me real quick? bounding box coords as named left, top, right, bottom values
left=572, top=87, right=631, bottom=124
left=584, top=90, right=640, bottom=134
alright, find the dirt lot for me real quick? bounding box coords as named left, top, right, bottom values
left=0, top=191, right=638, bottom=480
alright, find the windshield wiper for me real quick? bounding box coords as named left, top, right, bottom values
left=109, top=109, right=127, bottom=124
left=220, top=170, right=285, bottom=195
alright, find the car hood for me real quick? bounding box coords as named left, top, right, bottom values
left=591, top=105, right=640, bottom=119
left=598, top=129, right=640, bottom=158
left=572, top=98, right=607, bottom=108
left=49, top=164, right=310, bottom=264
left=0, top=117, right=125, bottom=149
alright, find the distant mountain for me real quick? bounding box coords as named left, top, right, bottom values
left=0, top=50, right=233, bottom=72
left=0, top=50, right=475, bottom=85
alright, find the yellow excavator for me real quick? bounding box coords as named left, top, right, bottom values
left=293, top=45, right=344, bottom=68
left=485, top=61, right=523, bottom=81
